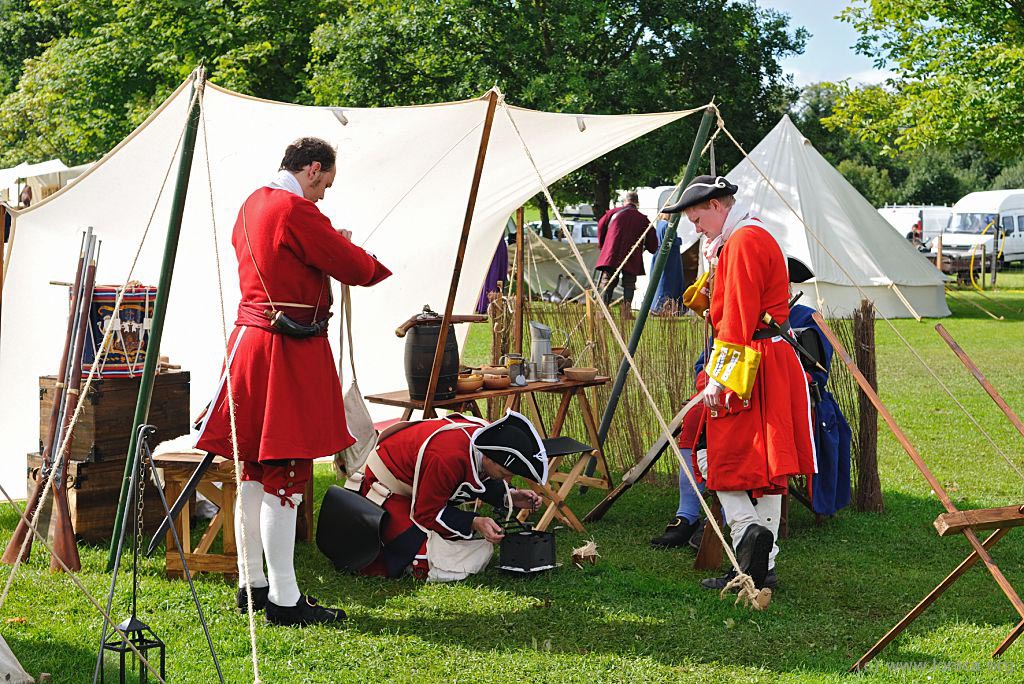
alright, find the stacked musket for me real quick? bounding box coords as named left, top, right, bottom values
left=2, top=229, right=100, bottom=572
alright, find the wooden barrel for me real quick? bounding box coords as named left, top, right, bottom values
left=405, top=323, right=459, bottom=401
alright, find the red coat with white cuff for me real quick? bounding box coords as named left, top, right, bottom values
left=195, top=187, right=391, bottom=465
left=359, top=416, right=511, bottom=577
left=699, top=221, right=816, bottom=495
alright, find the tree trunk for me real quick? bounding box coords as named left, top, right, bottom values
left=535, top=193, right=552, bottom=239
left=593, top=168, right=612, bottom=217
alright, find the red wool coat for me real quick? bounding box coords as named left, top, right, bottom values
left=700, top=222, right=816, bottom=495
left=596, top=205, right=657, bottom=276
left=195, top=187, right=391, bottom=463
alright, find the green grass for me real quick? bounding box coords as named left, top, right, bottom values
left=4, top=286, right=1024, bottom=682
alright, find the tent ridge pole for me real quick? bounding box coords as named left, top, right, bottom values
left=105, top=68, right=205, bottom=571
left=421, top=90, right=499, bottom=416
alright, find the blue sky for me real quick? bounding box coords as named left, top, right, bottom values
left=758, top=0, right=892, bottom=86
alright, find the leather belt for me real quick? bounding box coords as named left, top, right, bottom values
left=752, top=318, right=790, bottom=340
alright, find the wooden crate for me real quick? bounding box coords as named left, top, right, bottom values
left=27, top=453, right=164, bottom=544
left=38, top=370, right=190, bottom=462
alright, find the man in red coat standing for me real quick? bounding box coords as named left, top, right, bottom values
left=662, top=175, right=816, bottom=592
left=596, top=190, right=657, bottom=311
left=196, top=137, right=391, bottom=626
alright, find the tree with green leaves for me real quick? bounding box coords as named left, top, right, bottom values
left=0, top=0, right=341, bottom=166
left=309, top=0, right=807, bottom=214
left=827, top=0, right=1024, bottom=160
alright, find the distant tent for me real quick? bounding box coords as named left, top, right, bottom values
left=669, top=116, right=950, bottom=319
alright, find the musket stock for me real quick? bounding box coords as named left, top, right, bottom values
left=49, top=241, right=99, bottom=573
left=2, top=231, right=89, bottom=566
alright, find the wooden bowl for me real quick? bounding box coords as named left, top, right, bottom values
left=482, top=373, right=512, bottom=390
left=551, top=346, right=569, bottom=357
left=457, top=374, right=484, bottom=392
left=563, top=367, right=598, bottom=382
left=478, top=365, right=509, bottom=376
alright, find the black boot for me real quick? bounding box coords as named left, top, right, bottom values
left=236, top=585, right=270, bottom=613
left=265, top=595, right=347, bottom=627
left=650, top=516, right=699, bottom=548
left=734, top=524, right=774, bottom=590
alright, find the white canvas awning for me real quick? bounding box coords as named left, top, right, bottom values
left=0, top=75, right=696, bottom=496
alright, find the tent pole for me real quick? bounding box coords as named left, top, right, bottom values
left=106, top=69, right=205, bottom=571
left=590, top=106, right=715, bottom=466
left=514, top=206, right=525, bottom=355
left=420, top=90, right=499, bottom=417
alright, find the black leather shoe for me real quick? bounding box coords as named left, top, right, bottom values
left=265, top=595, right=347, bottom=627
left=734, top=523, right=774, bottom=590
left=650, top=516, right=699, bottom=548
left=700, top=569, right=778, bottom=592
left=236, top=585, right=269, bottom=612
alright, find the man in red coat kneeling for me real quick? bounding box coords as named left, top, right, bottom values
left=195, top=137, right=391, bottom=626
left=663, top=175, right=817, bottom=592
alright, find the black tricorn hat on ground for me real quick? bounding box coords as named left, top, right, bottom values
left=787, top=256, right=814, bottom=283
left=471, top=411, right=548, bottom=484
left=661, top=175, right=739, bottom=214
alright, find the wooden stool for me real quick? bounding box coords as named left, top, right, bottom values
left=518, top=436, right=612, bottom=532
left=153, top=452, right=314, bottom=580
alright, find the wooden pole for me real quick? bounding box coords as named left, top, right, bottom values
left=936, top=324, right=1024, bottom=441
left=853, top=301, right=883, bottom=513
left=421, top=90, right=499, bottom=417
left=514, top=206, right=525, bottom=355
left=106, top=69, right=205, bottom=570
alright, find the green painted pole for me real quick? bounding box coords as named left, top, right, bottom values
left=591, top=106, right=716, bottom=465
left=106, top=70, right=205, bottom=570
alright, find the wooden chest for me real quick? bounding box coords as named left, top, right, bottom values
left=38, top=371, right=190, bottom=462
left=27, top=453, right=164, bottom=544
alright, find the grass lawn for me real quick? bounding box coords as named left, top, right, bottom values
left=3, top=282, right=1024, bottom=683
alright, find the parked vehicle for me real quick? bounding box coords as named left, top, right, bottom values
left=519, top=218, right=599, bottom=244
left=930, top=190, right=1024, bottom=265
left=877, top=205, right=952, bottom=246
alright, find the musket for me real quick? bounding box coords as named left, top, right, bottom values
left=50, top=239, right=99, bottom=572
left=2, top=230, right=89, bottom=566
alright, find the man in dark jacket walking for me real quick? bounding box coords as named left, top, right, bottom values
left=596, top=190, right=656, bottom=311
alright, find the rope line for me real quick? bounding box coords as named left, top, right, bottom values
left=200, top=93, right=263, bottom=684
left=500, top=97, right=766, bottom=607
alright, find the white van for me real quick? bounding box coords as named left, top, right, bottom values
left=932, top=190, right=1024, bottom=264
left=877, top=205, right=951, bottom=244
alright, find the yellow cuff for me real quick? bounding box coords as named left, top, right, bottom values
left=706, top=340, right=761, bottom=400
left=683, top=271, right=711, bottom=315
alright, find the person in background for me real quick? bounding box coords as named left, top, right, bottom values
left=595, top=190, right=657, bottom=314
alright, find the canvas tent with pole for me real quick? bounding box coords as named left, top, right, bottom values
left=0, top=71, right=699, bottom=498
left=638, top=116, right=949, bottom=319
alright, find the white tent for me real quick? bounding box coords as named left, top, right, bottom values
left=0, top=75, right=696, bottom=497
left=671, top=116, right=950, bottom=319
left=0, top=159, right=69, bottom=205
left=0, top=634, right=31, bottom=683
left=727, top=116, right=949, bottom=317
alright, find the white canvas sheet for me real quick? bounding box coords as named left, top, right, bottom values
left=0, top=77, right=694, bottom=497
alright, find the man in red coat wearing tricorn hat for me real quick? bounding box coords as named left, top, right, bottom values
left=196, top=137, right=391, bottom=626
left=661, top=174, right=816, bottom=592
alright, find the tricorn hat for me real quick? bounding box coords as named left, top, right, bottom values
left=471, top=410, right=548, bottom=484
left=661, top=175, right=738, bottom=214
left=787, top=256, right=814, bottom=283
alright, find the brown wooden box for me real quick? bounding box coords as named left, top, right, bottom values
left=27, top=453, right=164, bottom=544
left=38, top=370, right=190, bottom=462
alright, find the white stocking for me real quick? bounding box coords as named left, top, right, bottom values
left=235, top=481, right=267, bottom=588
left=261, top=491, right=301, bottom=607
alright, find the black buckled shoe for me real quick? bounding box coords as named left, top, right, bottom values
left=688, top=520, right=705, bottom=550
left=734, top=524, right=774, bottom=590
left=650, top=516, right=699, bottom=548
left=236, top=585, right=269, bottom=613
left=265, top=594, right=347, bottom=627
left=700, top=568, right=778, bottom=592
